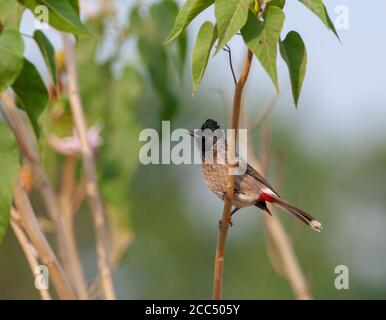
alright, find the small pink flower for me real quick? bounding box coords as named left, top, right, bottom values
left=48, top=124, right=102, bottom=157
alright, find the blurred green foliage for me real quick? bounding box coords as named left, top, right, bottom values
left=0, top=0, right=386, bottom=300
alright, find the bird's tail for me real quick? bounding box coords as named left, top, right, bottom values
left=262, top=194, right=322, bottom=232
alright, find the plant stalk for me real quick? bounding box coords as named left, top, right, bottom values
left=212, top=50, right=253, bottom=300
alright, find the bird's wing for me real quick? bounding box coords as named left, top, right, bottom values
left=245, top=163, right=280, bottom=196
left=230, top=150, right=280, bottom=196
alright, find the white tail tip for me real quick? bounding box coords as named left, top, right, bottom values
left=310, top=220, right=323, bottom=232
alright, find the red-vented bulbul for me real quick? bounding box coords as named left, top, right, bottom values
left=190, top=119, right=322, bottom=232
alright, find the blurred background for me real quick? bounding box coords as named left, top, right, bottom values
left=1, top=0, right=386, bottom=299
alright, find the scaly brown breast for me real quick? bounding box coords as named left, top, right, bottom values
left=201, top=163, right=228, bottom=200
left=201, top=163, right=262, bottom=208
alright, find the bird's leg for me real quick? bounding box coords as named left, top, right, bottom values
left=218, top=207, right=238, bottom=230
left=230, top=207, right=240, bottom=216
left=218, top=219, right=233, bottom=230
left=221, top=207, right=239, bottom=228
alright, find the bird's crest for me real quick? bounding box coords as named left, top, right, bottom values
left=201, top=119, right=220, bottom=132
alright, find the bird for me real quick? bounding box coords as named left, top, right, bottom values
left=190, top=119, right=322, bottom=232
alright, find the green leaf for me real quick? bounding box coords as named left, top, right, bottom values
left=176, top=28, right=187, bottom=78
left=69, top=0, right=80, bottom=16
left=192, top=21, right=217, bottom=95
left=214, top=0, right=250, bottom=54
left=241, top=7, right=285, bottom=91
left=0, top=27, right=24, bottom=92
left=33, top=30, right=57, bottom=89
left=0, top=0, right=25, bottom=29
left=298, top=0, right=339, bottom=40
left=12, top=59, right=49, bottom=135
left=280, top=31, right=307, bottom=106
left=264, top=0, right=286, bottom=16
left=0, top=123, right=19, bottom=244
left=17, top=0, right=88, bottom=35
left=164, top=0, right=214, bottom=44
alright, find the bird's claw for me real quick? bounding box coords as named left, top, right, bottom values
left=218, top=219, right=233, bottom=231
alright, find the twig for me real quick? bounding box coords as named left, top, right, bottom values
left=59, top=157, right=89, bottom=299
left=263, top=213, right=312, bottom=299
left=212, top=50, right=253, bottom=300
left=71, top=179, right=86, bottom=218
left=13, top=179, right=75, bottom=299
left=0, top=92, right=36, bottom=161
left=11, top=209, right=52, bottom=300
left=88, top=205, right=135, bottom=299
left=222, top=45, right=237, bottom=86
left=62, top=34, right=116, bottom=300
left=0, top=91, right=78, bottom=295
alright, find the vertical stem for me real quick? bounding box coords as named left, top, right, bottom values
left=62, top=34, right=116, bottom=300
left=59, top=157, right=89, bottom=299
left=0, top=91, right=77, bottom=295
left=263, top=214, right=312, bottom=299
left=11, top=210, right=52, bottom=300
left=212, top=50, right=253, bottom=300
left=13, top=180, right=75, bottom=299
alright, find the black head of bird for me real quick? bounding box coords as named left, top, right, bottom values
left=191, top=118, right=322, bottom=232
left=190, top=119, right=226, bottom=157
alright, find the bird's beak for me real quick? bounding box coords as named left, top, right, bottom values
left=189, top=130, right=199, bottom=138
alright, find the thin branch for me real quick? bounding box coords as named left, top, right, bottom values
left=88, top=206, right=135, bottom=299
left=263, top=212, right=312, bottom=299
left=223, top=45, right=237, bottom=86
left=13, top=179, right=75, bottom=299
left=62, top=34, right=116, bottom=300
left=71, top=179, right=86, bottom=218
left=20, top=32, right=34, bottom=39
left=0, top=101, right=15, bottom=132
left=0, top=92, right=36, bottom=161
left=213, top=49, right=253, bottom=300
left=0, top=91, right=79, bottom=296
left=11, top=209, right=52, bottom=300
left=59, top=157, right=89, bottom=299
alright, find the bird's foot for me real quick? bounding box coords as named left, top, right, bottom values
left=218, top=219, right=233, bottom=231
